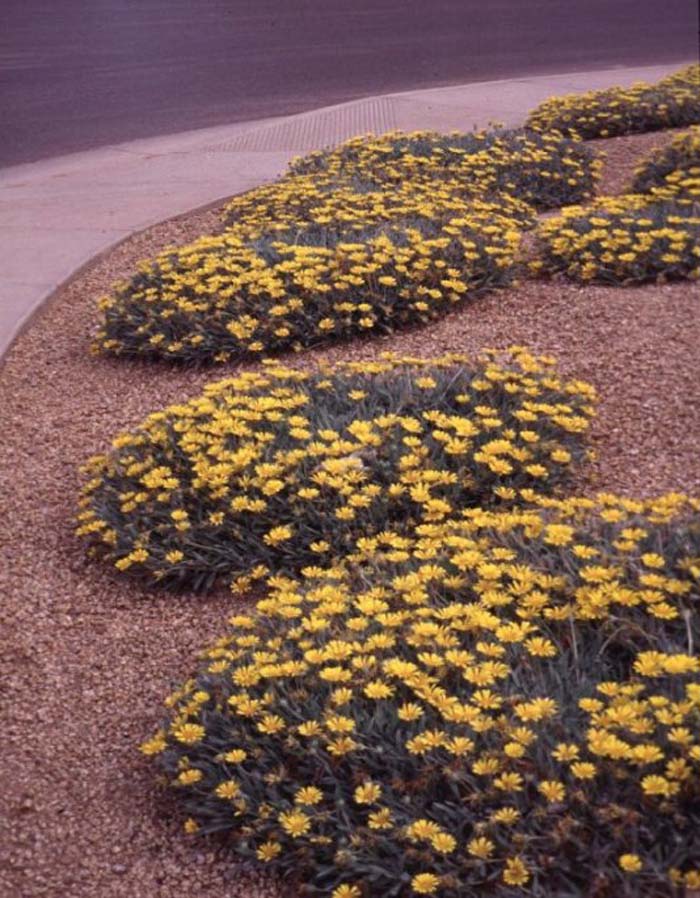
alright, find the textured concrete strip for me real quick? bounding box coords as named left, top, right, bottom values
left=211, top=96, right=400, bottom=152
left=0, top=61, right=690, bottom=360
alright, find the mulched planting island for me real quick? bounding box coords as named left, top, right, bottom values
left=1, top=129, right=698, bottom=898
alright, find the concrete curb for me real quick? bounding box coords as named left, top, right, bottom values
left=0, top=60, right=691, bottom=361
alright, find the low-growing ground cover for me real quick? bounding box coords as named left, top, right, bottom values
left=93, top=128, right=599, bottom=364
left=533, top=196, right=700, bottom=285
left=77, top=349, right=595, bottom=591
left=283, top=128, right=598, bottom=210
left=632, top=127, right=700, bottom=201
left=94, top=201, right=525, bottom=364
left=526, top=64, right=700, bottom=139
left=143, top=494, right=700, bottom=897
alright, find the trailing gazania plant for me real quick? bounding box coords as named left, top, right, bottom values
left=631, top=127, right=700, bottom=202
left=141, top=492, right=700, bottom=897
left=220, top=172, right=537, bottom=238
left=93, top=202, right=524, bottom=364
left=93, top=126, right=600, bottom=365
left=525, top=64, right=700, bottom=139
left=531, top=195, right=700, bottom=285
left=284, top=127, right=600, bottom=211
left=77, top=348, right=596, bottom=592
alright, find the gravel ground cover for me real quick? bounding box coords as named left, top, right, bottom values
left=1, top=130, right=699, bottom=898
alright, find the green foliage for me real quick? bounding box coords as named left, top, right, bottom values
left=93, top=127, right=600, bottom=364
left=284, top=128, right=600, bottom=212
left=532, top=195, right=700, bottom=285
left=141, top=494, right=700, bottom=897
left=93, top=203, right=524, bottom=364
left=526, top=65, right=700, bottom=139
left=631, top=127, right=700, bottom=201
left=77, top=349, right=596, bottom=592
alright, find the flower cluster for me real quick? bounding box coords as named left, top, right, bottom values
left=77, top=349, right=595, bottom=591
left=284, top=128, right=600, bottom=211
left=142, top=492, right=700, bottom=897
left=525, top=64, right=700, bottom=139
left=93, top=201, right=525, bottom=364
left=532, top=195, right=700, bottom=284
left=94, top=126, right=601, bottom=365
left=631, top=127, right=700, bottom=202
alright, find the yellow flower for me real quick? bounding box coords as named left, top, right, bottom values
left=619, top=854, right=642, bottom=873
left=641, top=775, right=679, bottom=798
left=263, top=525, right=294, bottom=546
left=411, top=872, right=441, bottom=894
left=172, top=723, right=206, bottom=745
left=431, top=832, right=456, bottom=854
left=538, top=780, right=566, bottom=802
left=332, top=886, right=361, bottom=898
left=490, top=807, right=520, bottom=825
left=295, top=786, right=323, bottom=805
left=215, top=779, right=240, bottom=799
left=503, top=857, right=530, bottom=886
left=256, top=841, right=282, bottom=862
left=354, top=781, right=382, bottom=804
left=570, top=762, right=597, bottom=780
left=139, top=732, right=167, bottom=755
left=278, top=809, right=311, bottom=838
left=368, top=808, right=393, bottom=830
left=468, top=836, right=495, bottom=858
left=223, top=749, right=247, bottom=763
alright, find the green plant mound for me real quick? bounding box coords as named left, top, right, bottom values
left=141, top=494, right=700, bottom=897
left=532, top=195, right=700, bottom=285
left=77, top=349, right=596, bottom=592
left=220, top=173, right=537, bottom=239
left=631, top=127, right=700, bottom=202
left=283, top=127, right=600, bottom=211
left=94, top=201, right=524, bottom=364
left=94, top=126, right=602, bottom=365
left=525, top=64, right=700, bottom=139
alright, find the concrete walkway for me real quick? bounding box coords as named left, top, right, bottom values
left=0, top=61, right=688, bottom=358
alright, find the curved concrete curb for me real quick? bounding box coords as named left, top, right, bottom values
left=0, top=60, right=690, bottom=361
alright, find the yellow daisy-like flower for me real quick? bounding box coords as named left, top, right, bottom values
left=411, top=872, right=441, bottom=894
left=172, top=722, right=206, bottom=745
left=354, top=781, right=382, bottom=804
left=215, top=779, right=240, bottom=799
left=331, top=885, right=361, bottom=898
left=278, top=809, right=311, bottom=838
left=619, top=854, right=642, bottom=873
left=538, top=780, right=566, bottom=802
left=256, top=841, right=282, bottom=862
left=503, top=857, right=530, bottom=886
left=295, top=786, right=324, bottom=805
left=467, top=836, right=495, bottom=858
left=431, top=832, right=456, bottom=854
left=368, top=808, right=393, bottom=830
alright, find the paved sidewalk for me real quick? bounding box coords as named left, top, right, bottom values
left=0, top=61, right=688, bottom=358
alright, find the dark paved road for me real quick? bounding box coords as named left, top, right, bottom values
left=1, top=0, right=697, bottom=168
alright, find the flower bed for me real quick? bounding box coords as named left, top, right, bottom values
left=525, top=64, right=700, bottom=139
left=93, top=128, right=600, bottom=364
left=532, top=196, right=700, bottom=284
left=141, top=493, right=700, bottom=897
left=77, top=349, right=595, bottom=592
left=631, top=127, right=700, bottom=202
left=281, top=127, right=599, bottom=211
left=93, top=202, right=524, bottom=363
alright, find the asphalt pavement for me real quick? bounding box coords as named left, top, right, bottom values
left=1, top=0, right=698, bottom=167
